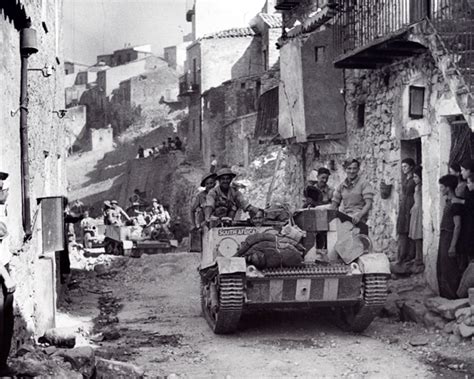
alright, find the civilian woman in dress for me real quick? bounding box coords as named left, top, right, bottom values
left=437, top=175, right=464, bottom=299
left=459, top=160, right=474, bottom=198
left=460, top=173, right=474, bottom=266
left=449, top=162, right=467, bottom=198
left=331, top=159, right=375, bottom=225
left=396, top=158, right=416, bottom=269
left=409, top=166, right=424, bottom=273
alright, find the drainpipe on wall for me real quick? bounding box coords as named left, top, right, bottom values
left=19, top=23, right=38, bottom=238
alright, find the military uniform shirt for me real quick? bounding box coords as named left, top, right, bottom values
left=206, top=186, right=249, bottom=214
left=333, top=176, right=374, bottom=222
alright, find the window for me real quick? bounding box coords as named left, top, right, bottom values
left=241, top=82, right=246, bottom=89
left=192, top=58, right=197, bottom=85
left=192, top=119, right=196, bottom=133
left=263, top=49, right=268, bottom=70
left=409, top=86, right=425, bottom=119
left=357, top=103, right=365, bottom=128
left=315, top=46, right=326, bottom=63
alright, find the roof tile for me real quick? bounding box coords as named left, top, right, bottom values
left=258, top=13, right=283, bottom=29
left=200, top=27, right=257, bottom=40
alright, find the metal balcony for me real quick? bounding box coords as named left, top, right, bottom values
left=275, top=0, right=301, bottom=11
left=333, top=0, right=474, bottom=73
left=179, top=74, right=199, bottom=97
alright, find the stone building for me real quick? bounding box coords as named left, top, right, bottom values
left=64, top=105, right=87, bottom=153
left=179, top=27, right=264, bottom=163
left=163, top=41, right=191, bottom=74
left=79, top=56, right=168, bottom=132
left=185, top=0, right=267, bottom=41
left=64, top=60, right=89, bottom=75
left=110, top=66, right=180, bottom=132
left=0, top=0, right=66, bottom=350
left=89, top=127, right=114, bottom=152
left=96, top=44, right=153, bottom=67
left=64, top=63, right=108, bottom=108
left=278, top=0, right=474, bottom=289
left=249, top=12, right=282, bottom=70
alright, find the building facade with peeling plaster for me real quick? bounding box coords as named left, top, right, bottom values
left=0, top=0, right=67, bottom=352
left=277, top=0, right=474, bottom=290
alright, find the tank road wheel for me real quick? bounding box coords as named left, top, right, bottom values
left=104, top=237, right=115, bottom=255
left=200, top=274, right=244, bottom=334
left=335, top=274, right=388, bottom=333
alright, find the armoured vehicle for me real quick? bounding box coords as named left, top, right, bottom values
left=104, top=224, right=177, bottom=257
left=199, top=208, right=390, bottom=334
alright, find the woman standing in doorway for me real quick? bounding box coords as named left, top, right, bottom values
left=449, top=162, right=467, bottom=198
left=396, top=158, right=416, bottom=270
left=460, top=160, right=474, bottom=197
left=409, top=166, right=424, bottom=273
left=437, top=174, right=464, bottom=299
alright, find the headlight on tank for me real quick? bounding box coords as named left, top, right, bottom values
left=216, top=237, right=239, bottom=257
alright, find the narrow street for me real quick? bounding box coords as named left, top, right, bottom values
left=60, top=251, right=466, bottom=378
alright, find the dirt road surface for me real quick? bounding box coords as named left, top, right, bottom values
left=61, top=252, right=471, bottom=378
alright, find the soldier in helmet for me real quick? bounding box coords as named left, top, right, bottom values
left=204, top=168, right=261, bottom=223
left=191, top=172, right=217, bottom=229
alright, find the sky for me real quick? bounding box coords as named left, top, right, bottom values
left=63, top=0, right=192, bottom=65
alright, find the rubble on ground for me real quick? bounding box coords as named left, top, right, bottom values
left=8, top=343, right=145, bottom=378
left=383, top=277, right=474, bottom=343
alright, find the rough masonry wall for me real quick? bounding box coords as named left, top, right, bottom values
left=201, top=37, right=264, bottom=93
left=344, top=52, right=453, bottom=288
left=225, top=113, right=258, bottom=167
left=0, top=0, right=66, bottom=350
left=202, top=86, right=226, bottom=168
left=130, top=68, right=179, bottom=107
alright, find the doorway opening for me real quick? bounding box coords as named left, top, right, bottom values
left=401, top=138, right=422, bottom=166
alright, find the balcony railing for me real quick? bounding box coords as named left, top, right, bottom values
left=275, top=0, right=301, bottom=11
left=179, top=74, right=199, bottom=97
left=432, top=0, right=474, bottom=94
left=333, top=0, right=474, bottom=88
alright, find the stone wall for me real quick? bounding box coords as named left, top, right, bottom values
left=89, top=127, right=114, bottom=152
left=344, top=52, right=455, bottom=289
left=129, top=68, right=179, bottom=107
left=64, top=105, right=87, bottom=151
left=0, top=0, right=66, bottom=351
left=225, top=113, right=258, bottom=168
left=200, top=36, right=264, bottom=93
left=202, top=75, right=266, bottom=168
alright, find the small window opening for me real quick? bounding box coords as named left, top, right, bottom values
left=409, top=86, right=425, bottom=119
left=357, top=103, right=365, bottom=128
left=315, top=46, right=326, bottom=63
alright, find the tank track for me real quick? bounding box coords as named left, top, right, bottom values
left=201, top=274, right=244, bottom=334
left=262, top=264, right=350, bottom=277
left=215, top=275, right=244, bottom=334
left=363, top=274, right=388, bottom=305
left=336, top=273, right=388, bottom=333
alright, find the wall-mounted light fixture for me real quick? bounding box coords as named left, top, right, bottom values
left=28, top=64, right=55, bottom=77
left=52, top=109, right=67, bottom=119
